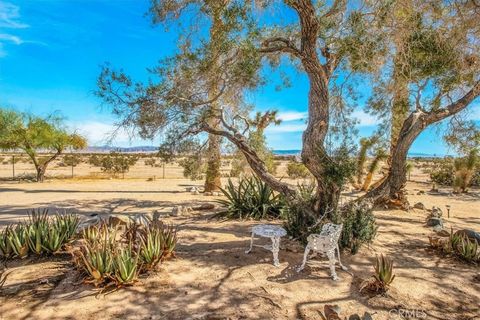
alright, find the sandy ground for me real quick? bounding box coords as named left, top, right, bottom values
left=0, top=173, right=479, bottom=319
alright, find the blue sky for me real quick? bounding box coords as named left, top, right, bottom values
left=0, top=0, right=478, bottom=155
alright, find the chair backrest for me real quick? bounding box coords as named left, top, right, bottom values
left=319, top=223, right=343, bottom=243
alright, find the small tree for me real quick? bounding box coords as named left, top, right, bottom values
left=0, top=109, right=87, bottom=182
left=100, top=152, right=138, bottom=178
left=63, top=154, right=83, bottom=178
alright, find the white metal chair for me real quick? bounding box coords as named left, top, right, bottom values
left=297, top=223, right=348, bottom=280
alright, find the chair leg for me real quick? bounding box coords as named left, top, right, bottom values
left=336, top=244, right=348, bottom=271
left=271, top=236, right=281, bottom=267
left=245, top=231, right=254, bottom=254
left=327, top=250, right=339, bottom=281
left=297, top=245, right=310, bottom=272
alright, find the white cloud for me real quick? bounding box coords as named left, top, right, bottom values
left=266, top=122, right=306, bottom=133
left=0, top=33, right=22, bottom=45
left=69, top=121, right=133, bottom=146
left=0, top=2, right=27, bottom=57
left=352, top=109, right=377, bottom=126
left=277, top=111, right=307, bottom=122
left=0, top=2, right=28, bottom=29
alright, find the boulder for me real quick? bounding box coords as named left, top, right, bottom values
left=413, top=202, right=426, bottom=210
left=454, top=229, right=480, bottom=244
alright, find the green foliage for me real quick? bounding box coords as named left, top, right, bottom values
left=88, top=154, right=102, bottom=167
left=76, top=220, right=178, bottom=288
left=1, top=209, right=79, bottom=259
left=444, top=231, right=480, bottom=263
left=334, top=203, right=378, bottom=254
left=286, top=161, right=310, bottom=179
left=0, top=109, right=87, bottom=181
left=99, top=152, right=139, bottom=178
left=217, top=177, right=283, bottom=219
left=113, top=245, right=140, bottom=285
left=361, top=254, right=395, bottom=293
left=7, top=224, right=29, bottom=259
left=178, top=155, right=205, bottom=180
left=62, top=154, right=83, bottom=167
left=0, top=227, right=13, bottom=258
left=430, top=153, right=480, bottom=190
left=282, top=182, right=320, bottom=244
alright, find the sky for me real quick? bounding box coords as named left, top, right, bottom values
left=0, top=0, right=478, bottom=156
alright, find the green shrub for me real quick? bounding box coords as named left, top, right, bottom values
left=286, top=161, right=310, bottom=179
left=178, top=155, right=205, bottom=180
left=282, top=183, right=320, bottom=243
left=7, top=224, right=29, bottom=259
left=217, top=177, right=283, bottom=219
left=334, top=202, right=378, bottom=254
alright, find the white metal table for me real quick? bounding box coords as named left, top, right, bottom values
left=245, top=224, right=287, bottom=267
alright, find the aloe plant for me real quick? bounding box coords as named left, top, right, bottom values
left=0, top=227, right=13, bottom=258
left=26, top=208, right=49, bottom=255
left=139, top=226, right=164, bottom=270
left=360, top=254, right=395, bottom=293
left=41, top=225, right=67, bottom=253
left=456, top=235, right=480, bottom=262
left=374, top=254, right=396, bottom=287
left=7, top=224, right=29, bottom=258
left=113, top=245, right=140, bottom=285
left=54, top=212, right=79, bottom=241
left=162, top=224, right=177, bottom=257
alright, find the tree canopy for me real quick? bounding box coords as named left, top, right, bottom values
left=0, top=109, right=87, bottom=181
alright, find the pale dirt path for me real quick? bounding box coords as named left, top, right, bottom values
left=0, top=178, right=479, bottom=319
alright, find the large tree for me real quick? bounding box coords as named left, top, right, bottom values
left=0, top=109, right=87, bottom=182
left=365, top=0, right=480, bottom=208
left=97, top=0, right=385, bottom=220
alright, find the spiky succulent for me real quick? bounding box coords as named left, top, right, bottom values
left=113, top=245, right=140, bottom=285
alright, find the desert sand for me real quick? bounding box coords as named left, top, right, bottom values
left=0, top=164, right=479, bottom=320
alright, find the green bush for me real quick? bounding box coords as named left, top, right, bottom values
left=286, top=161, right=310, bottom=179
left=282, top=183, right=320, bottom=244
left=178, top=155, right=205, bottom=180
left=217, top=177, right=283, bottom=219
left=334, top=203, right=378, bottom=254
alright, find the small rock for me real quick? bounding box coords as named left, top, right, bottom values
left=204, top=192, right=213, bottom=196
left=108, top=215, right=130, bottom=227
left=413, top=202, right=426, bottom=210
left=427, top=217, right=443, bottom=228
left=417, top=190, right=425, bottom=195
left=212, top=191, right=221, bottom=196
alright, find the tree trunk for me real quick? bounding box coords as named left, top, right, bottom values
left=203, top=3, right=225, bottom=193
left=204, top=132, right=222, bottom=192
left=36, top=165, right=47, bottom=182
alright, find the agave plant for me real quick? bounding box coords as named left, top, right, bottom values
left=360, top=254, right=395, bottom=293
left=113, top=245, right=140, bottom=285
left=217, top=177, right=282, bottom=219
left=0, top=227, right=13, bottom=258
left=7, top=224, right=29, bottom=259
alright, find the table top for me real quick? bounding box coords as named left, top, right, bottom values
left=251, top=224, right=287, bottom=237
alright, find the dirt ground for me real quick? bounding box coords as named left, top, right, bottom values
left=0, top=171, right=479, bottom=319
